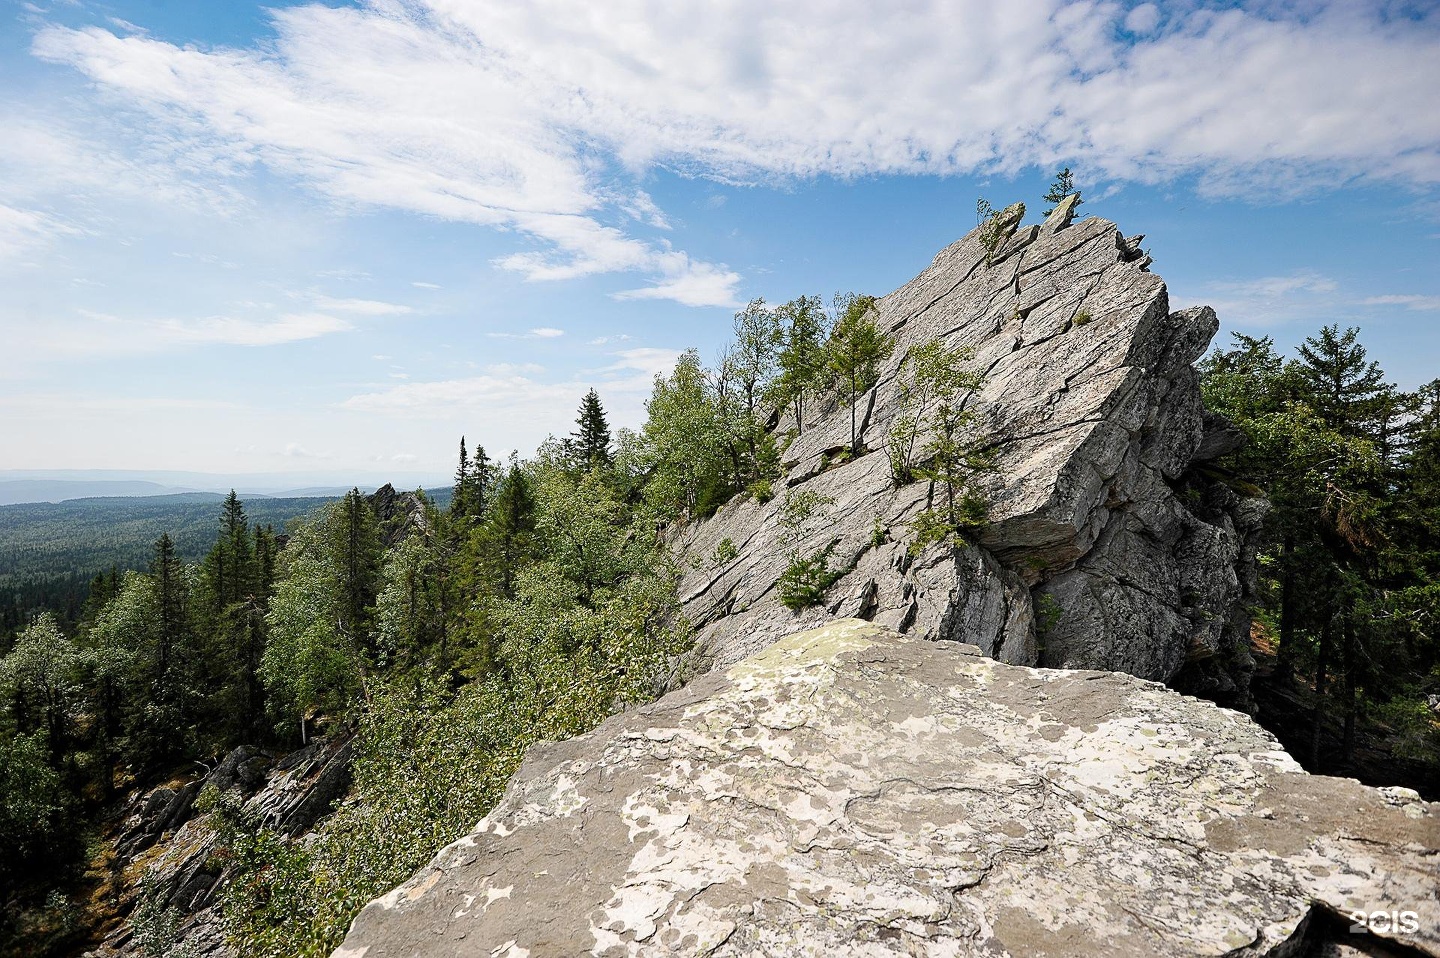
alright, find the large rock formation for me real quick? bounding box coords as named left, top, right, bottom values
left=334, top=620, right=1439, bottom=957
left=83, top=733, right=354, bottom=958
left=673, top=199, right=1265, bottom=707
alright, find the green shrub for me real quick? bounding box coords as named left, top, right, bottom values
left=777, top=542, right=843, bottom=611
left=711, top=538, right=739, bottom=566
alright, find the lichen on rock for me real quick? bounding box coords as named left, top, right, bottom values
left=333, top=620, right=1438, bottom=957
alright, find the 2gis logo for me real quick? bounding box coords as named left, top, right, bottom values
left=1349, top=910, right=1421, bottom=935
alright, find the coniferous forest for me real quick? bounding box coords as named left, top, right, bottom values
left=1, top=306, right=1437, bottom=956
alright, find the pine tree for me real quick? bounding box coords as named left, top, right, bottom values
left=452, top=436, right=471, bottom=518
left=570, top=388, right=613, bottom=469
left=1043, top=167, right=1082, bottom=216
left=1295, top=325, right=1389, bottom=441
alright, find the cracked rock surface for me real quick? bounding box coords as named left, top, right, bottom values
left=333, top=621, right=1439, bottom=958
left=672, top=198, right=1264, bottom=707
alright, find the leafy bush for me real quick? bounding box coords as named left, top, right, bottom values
left=777, top=544, right=844, bottom=611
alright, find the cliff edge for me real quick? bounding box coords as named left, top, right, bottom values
left=334, top=620, right=1438, bottom=957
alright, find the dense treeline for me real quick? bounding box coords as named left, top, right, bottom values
left=0, top=291, right=898, bottom=957
left=0, top=494, right=346, bottom=641
left=1201, top=326, right=1440, bottom=774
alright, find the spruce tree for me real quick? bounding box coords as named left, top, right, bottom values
left=452, top=436, right=471, bottom=517
left=1042, top=167, right=1082, bottom=216
left=571, top=388, right=613, bottom=469
left=1295, top=325, right=1389, bottom=440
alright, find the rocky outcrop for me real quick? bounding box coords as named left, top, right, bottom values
left=335, top=620, right=1439, bottom=957
left=673, top=199, right=1265, bottom=707
left=84, top=734, right=353, bottom=958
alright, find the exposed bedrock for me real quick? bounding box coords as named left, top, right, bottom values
left=672, top=196, right=1266, bottom=707
left=334, top=621, right=1439, bottom=957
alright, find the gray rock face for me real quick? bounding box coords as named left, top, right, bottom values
left=85, top=734, right=354, bottom=958
left=672, top=207, right=1263, bottom=706
left=334, top=621, right=1439, bottom=957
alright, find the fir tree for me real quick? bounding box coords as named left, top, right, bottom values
left=570, top=388, right=613, bottom=469
left=1042, top=167, right=1082, bottom=216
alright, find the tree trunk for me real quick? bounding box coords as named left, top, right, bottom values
left=1309, top=614, right=1332, bottom=768
left=1275, top=534, right=1297, bottom=682
left=1342, top=620, right=1357, bottom=764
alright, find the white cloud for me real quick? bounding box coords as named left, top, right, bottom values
left=281, top=442, right=330, bottom=459
left=338, top=348, right=679, bottom=443
left=158, top=312, right=353, bottom=346
left=1209, top=272, right=1339, bottom=298
left=1174, top=269, right=1341, bottom=327
left=1362, top=294, right=1440, bottom=311
left=312, top=296, right=413, bottom=316
left=1124, top=4, right=1161, bottom=36
left=487, top=327, right=567, bottom=340
left=0, top=202, right=82, bottom=257
left=30, top=1, right=1440, bottom=306
left=411, top=281, right=441, bottom=289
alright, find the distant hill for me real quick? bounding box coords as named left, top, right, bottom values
left=0, top=479, right=208, bottom=505
left=0, top=493, right=337, bottom=638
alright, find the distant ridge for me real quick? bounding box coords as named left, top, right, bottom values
left=0, top=479, right=205, bottom=506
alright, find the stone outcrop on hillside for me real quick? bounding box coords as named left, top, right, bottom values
left=672, top=198, right=1265, bottom=708
left=84, top=733, right=354, bottom=958
left=334, top=620, right=1439, bottom=958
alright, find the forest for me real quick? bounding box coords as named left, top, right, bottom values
left=0, top=294, right=1436, bottom=956
left=0, top=494, right=354, bottom=641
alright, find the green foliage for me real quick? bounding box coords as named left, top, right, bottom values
left=769, top=295, right=829, bottom=436
left=777, top=545, right=843, bottom=611
left=825, top=293, right=893, bottom=455
left=217, top=454, right=691, bottom=957
left=775, top=489, right=842, bottom=610
left=0, top=493, right=333, bottom=642
left=885, top=339, right=993, bottom=550
left=0, top=731, right=72, bottom=886
left=260, top=492, right=382, bottom=739
left=1073, top=309, right=1093, bottom=326
left=870, top=512, right=887, bottom=548
left=711, top=537, right=739, bottom=566
left=639, top=349, right=735, bottom=520
left=1201, top=326, right=1440, bottom=773
left=1042, top=167, right=1082, bottom=216
left=569, top=388, right=613, bottom=469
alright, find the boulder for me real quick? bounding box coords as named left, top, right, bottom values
left=334, top=620, right=1438, bottom=957
left=672, top=211, right=1264, bottom=707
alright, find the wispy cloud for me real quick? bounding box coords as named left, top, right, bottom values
left=157, top=312, right=353, bottom=346
left=486, top=327, right=566, bottom=340
left=338, top=349, right=680, bottom=439
left=1362, top=294, right=1440, bottom=311
left=312, top=296, right=413, bottom=316
left=281, top=442, right=330, bottom=459
left=1176, top=269, right=1342, bottom=328
left=29, top=2, right=1440, bottom=306
left=0, top=202, right=82, bottom=257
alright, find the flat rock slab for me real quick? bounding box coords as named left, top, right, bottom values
left=335, top=621, right=1439, bottom=957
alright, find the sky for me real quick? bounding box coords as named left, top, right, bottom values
left=2, top=0, right=1438, bottom=486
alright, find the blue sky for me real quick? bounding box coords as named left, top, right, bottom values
left=2, top=0, right=1438, bottom=485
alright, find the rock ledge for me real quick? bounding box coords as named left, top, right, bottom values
left=335, top=620, right=1438, bottom=958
